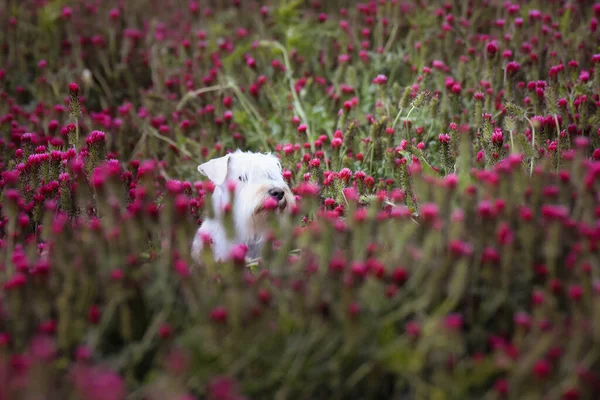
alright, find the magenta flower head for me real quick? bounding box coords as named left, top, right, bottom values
left=230, top=243, right=248, bottom=265
left=338, top=168, right=352, bottom=183
left=109, top=8, right=120, bottom=21
left=405, top=321, right=420, bottom=338
left=165, top=179, right=184, bottom=195
left=486, top=41, right=499, bottom=56
left=72, top=365, right=126, bottom=400
left=438, top=133, right=451, bottom=143
left=61, top=7, right=72, bottom=20
left=443, top=313, right=463, bottom=331
left=506, top=61, right=520, bottom=74
left=492, top=377, right=510, bottom=397
left=69, top=82, right=79, bottom=95
left=491, top=130, right=503, bottom=145
left=210, top=306, right=228, bottom=324
left=296, top=182, right=320, bottom=197
left=420, top=203, right=439, bottom=223
left=85, top=130, right=106, bottom=146
left=207, top=376, right=245, bottom=400
left=532, top=359, right=551, bottom=379
left=262, top=196, right=279, bottom=211
left=3, top=272, right=27, bottom=290
left=372, top=74, right=388, bottom=85
left=29, top=335, right=57, bottom=362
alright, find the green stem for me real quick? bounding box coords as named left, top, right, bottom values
left=148, top=127, right=195, bottom=160
left=259, top=40, right=314, bottom=150
left=75, top=117, right=79, bottom=149
left=395, top=106, right=417, bottom=135
left=553, top=113, right=561, bottom=171
left=176, top=83, right=233, bottom=111
left=226, top=79, right=270, bottom=150
left=524, top=116, right=536, bottom=176
left=509, top=129, right=515, bottom=153
left=383, top=23, right=400, bottom=54
left=391, top=107, right=405, bottom=131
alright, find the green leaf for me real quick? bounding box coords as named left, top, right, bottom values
left=312, top=105, right=326, bottom=115
left=378, top=340, right=424, bottom=375
left=376, top=322, right=397, bottom=348
left=268, top=120, right=283, bottom=137
left=452, top=358, right=500, bottom=394
left=479, top=292, right=507, bottom=324
left=35, top=0, right=70, bottom=30
left=447, top=258, right=469, bottom=304
left=559, top=5, right=572, bottom=35
left=430, top=389, right=448, bottom=400
left=345, top=66, right=358, bottom=89
left=233, top=109, right=250, bottom=126
left=359, top=195, right=376, bottom=204
left=514, top=133, right=535, bottom=160
left=274, top=0, right=304, bottom=26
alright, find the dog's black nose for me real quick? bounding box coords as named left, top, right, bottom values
left=268, top=188, right=285, bottom=201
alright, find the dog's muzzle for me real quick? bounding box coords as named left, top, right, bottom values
left=269, top=187, right=289, bottom=211
left=268, top=188, right=285, bottom=201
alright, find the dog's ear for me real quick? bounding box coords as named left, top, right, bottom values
left=197, top=154, right=231, bottom=185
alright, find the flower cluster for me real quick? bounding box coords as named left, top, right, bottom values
left=0, top=1, right=599, bottom=399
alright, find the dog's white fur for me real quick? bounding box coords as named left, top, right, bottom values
left=191, top=150, right=295, bottom=262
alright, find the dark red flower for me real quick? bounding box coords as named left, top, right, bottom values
left=532, top=359, right=551, bottom=379
left=210, top=306, right=228, bottom=324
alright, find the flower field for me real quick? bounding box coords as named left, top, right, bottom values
left=1, top=0, right=600, bottom=399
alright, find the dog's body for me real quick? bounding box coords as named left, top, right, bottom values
left=191, top=150, right=295, bottom=262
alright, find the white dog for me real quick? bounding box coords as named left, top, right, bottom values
left=191, top=150, right=296, bottom=263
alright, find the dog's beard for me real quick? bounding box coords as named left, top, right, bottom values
left=227, top=184, right=295, bottom=241
left=251, top=186, right=295, bottom=215
left=280, top=189, right=295, bottom=211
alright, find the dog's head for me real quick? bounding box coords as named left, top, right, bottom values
left=197, top=150, right=295, bottom=229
